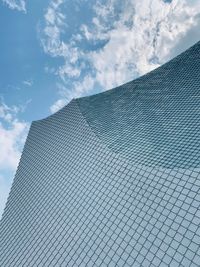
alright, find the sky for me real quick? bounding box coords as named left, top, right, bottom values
left=1, top=0, right=200, bottom=217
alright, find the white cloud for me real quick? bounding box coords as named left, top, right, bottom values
left=86, top=0, right=200, bottom=88
left=23, top=79, right=33, bottom=87
left=0, top=174, right=13, bottom=218
left=0, top=101, right=20, bottom=123
left=0, top=100, right=29, bottom=218
left=50, top=75, right=95, bottom=113
left=0, top=105, right=13, bottom=123
left=0, top=101, right=29, bottom=170
left=66, top=75, right=95, bottom=100
left=58, top=63, right=81, bottom=80
left=39, top=0, right=82, bottom=85
left=50, top=98, right=67, bottom=113
left=40, top=0, right=200, bottom=112
left=40, top=0, right=69, bottom=57
left=2, top=0, right=26, bottom=12
left=0, top=120, right=28, bottom=170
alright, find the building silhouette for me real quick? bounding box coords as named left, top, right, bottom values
left=0, top=42, right=200, bottom=266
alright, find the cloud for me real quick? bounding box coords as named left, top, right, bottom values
left=0, top=119, right=28, bottom=170
left=0, top=104, right=13, bottom=123
left=58, top=63, right=81, bottom=80
left=0, top=100, right=29, bottom=217
left=0, top=174, right=13, bottom=218
left=23, top=79, right=33, bottom=87
left=64, top=75, right=95, bottom=101
left=86, top=0, right=200, bottom=88
left=50, top=98, right=66, bottom=113
left=2, top=0, right=26, bottom=12
left=40, top=0, right=200, bottom=112
left=0, top=100, right=29, bottom=171
left=39, top=0, right=82, bottom=83
left=50, top=75, right=95, bottom=112
left=40, top=0, right=70, bottom=58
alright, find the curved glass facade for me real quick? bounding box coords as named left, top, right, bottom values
left=0, top=42, right=200, bottom=266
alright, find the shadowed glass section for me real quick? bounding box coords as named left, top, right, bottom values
left=78, top=41, right=200, bottom=168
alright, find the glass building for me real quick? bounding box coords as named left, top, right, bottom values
left=0, top=42, right=200, bottom=266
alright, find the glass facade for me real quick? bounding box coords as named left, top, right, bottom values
left=0, top=42, right=200, bottom=266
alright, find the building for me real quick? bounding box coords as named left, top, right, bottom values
left=0, top=41, right=200, bottom=266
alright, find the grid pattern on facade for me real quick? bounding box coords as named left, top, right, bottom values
left=0, top=42, right=200, bottom=266
left=78, top=42, right=200, bottom=168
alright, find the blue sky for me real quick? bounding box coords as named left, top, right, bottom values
left=1, top=0, right=200, bottom=217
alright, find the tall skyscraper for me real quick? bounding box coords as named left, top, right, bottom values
left=0, top=41, right=200, bottom=266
